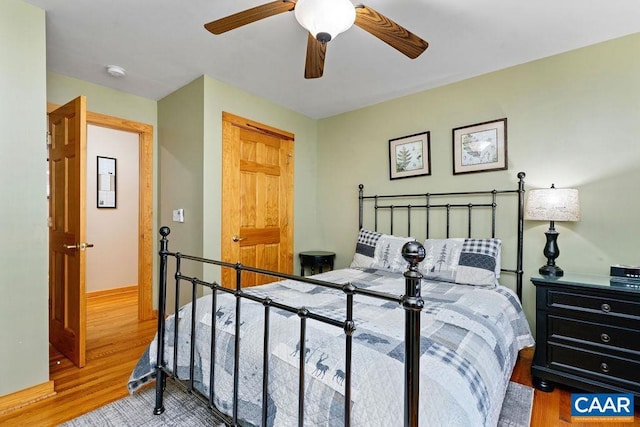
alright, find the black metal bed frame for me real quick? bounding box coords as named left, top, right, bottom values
left=152, top=172, right=526, bottom=427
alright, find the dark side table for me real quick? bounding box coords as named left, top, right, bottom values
left=531, top=273, right=640, bottom=401
left=299, top=251, right=335, bottom=276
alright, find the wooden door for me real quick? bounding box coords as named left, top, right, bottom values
left=221, top=112, right=294, bottom=288
left=48, top=96, right=88, bottom=367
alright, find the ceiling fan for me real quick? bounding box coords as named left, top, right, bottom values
left=204, top=0, right=429, bottom=79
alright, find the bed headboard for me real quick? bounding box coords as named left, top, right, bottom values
left=358, top=172, right=526, bottom=300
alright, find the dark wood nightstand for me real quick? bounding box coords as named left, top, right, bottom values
left=531, top=273, right=640, bottom=401
left=299, top=251, right=335, bottom=276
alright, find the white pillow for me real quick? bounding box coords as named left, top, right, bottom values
left=370, top=234, right=415, bottom=273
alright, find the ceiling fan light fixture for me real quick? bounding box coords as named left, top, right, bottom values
left=294, top=0, right=355, bottom=42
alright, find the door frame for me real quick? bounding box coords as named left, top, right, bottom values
left=48, top=103, right=155, bottom=320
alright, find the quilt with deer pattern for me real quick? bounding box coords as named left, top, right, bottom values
left=128, top=267, right=533, bottom=426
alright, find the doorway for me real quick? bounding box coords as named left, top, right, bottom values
left=86, top=125, right=139, bottom=296
left=48, top=103, right=154, bottom=321
left=47, top=103, right=154, bottom=370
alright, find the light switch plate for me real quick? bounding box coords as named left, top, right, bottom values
left=172, top=208, right=184, bottom=223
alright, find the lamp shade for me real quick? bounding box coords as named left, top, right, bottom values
left=294, top=0, right=356, bottom=42
left=525, top=186, right=580, bottom=222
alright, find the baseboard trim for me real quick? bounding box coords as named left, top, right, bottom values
left=87, top=285, right=138, bottom=299
left=0, top=381, right=56, bottom=415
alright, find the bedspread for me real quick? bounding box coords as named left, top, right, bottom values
left=128, top=267, right=533, bottom=426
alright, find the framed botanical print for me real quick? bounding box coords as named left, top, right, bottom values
left=389, top=131, right=431, bottom=180
left=452, top=118, right=507, bottom=175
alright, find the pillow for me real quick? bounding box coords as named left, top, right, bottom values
left=350, top=229, right=382, bottom=269
left=419, top=238, right=502, bottom=286
left=370, top=234, right=415, bottom=273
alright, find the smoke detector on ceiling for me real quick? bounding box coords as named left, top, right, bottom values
left=106, top=65, right=126, bottom=78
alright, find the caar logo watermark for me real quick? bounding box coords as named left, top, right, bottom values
left=571, top=393, right=635, bottom=422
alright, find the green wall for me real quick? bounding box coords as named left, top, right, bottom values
left=0, top=0, right=48, bottom=396
left=156, top=77, right=205, bottom=308
left=158, top=76, right=205, bottom=256
left=47, top=73, right=158, bottom=127
left=316, top=33, right=640, bottom=325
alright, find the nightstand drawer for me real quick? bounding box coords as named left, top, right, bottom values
left=549, top=315, right=640, bottom=353
left=548, top=290, right=640, bottom=319
left=549, top=343, right=640, bottom=385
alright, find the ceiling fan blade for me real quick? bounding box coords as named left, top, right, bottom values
left=204, top=0, right=296, bottom=35
left=304, top=33, right=326, bottom=79
left=354, top=5, right=428, bottom=59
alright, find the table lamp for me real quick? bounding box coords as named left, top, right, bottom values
left=525, top=184, right=580, bottom=277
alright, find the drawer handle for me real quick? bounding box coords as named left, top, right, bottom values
left=600, top=362, right=610, bottom=373
left=601, top=303, right=611, bottom=313
left=600, top=333, right=611, bottom=343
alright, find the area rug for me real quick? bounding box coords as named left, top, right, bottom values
left=498, top=381, right=534, bottom=427
left=62, top=381, right=533, bottom=426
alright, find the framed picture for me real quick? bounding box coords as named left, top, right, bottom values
left=97, top=156, right=117, bottom=208
left=452, top=118, right=507, bottom=175
left=389, top=131, right=431, bottom=180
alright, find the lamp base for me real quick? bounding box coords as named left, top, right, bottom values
left=539, top=264, right=564, bottom=277
left=539, top=222, right=564, bottom=277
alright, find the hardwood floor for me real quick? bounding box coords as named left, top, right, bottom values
left=513, top=348, right=639, bottom=427
left=0, top=290, right=637, bottom=426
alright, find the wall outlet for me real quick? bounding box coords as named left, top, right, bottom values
left=172, top=208, right=184, bottom=223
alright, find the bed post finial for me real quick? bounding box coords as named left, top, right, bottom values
left=160, top=226, right=171, bottom=238
left=402, top=241, right=425, bottom=267
left=401, top=241, right=425, bottom=426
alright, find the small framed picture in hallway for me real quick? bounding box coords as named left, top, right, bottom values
left=97, top=156, right=117, bottom=208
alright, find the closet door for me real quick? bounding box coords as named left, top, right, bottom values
left=221, top=112, right=294, bottom=288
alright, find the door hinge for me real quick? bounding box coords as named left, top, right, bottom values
left=46, top=132, right=52, bottom=148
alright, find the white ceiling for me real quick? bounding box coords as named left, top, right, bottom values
left=24, top=0, right=640, bottom=119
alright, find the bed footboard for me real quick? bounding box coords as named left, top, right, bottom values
left=152, top=227, right=426, bottom=426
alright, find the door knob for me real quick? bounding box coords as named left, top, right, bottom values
left=232, top=235, right=245, bottom=242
